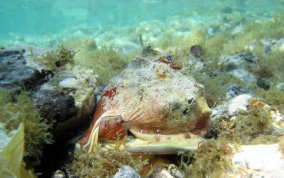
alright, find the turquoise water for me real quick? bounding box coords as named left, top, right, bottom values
left=0, top=0, right=282, bottom=40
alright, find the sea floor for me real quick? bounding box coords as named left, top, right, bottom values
left=0, top=0, right=284, bottom=177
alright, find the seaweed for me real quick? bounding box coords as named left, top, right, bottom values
left=179, top=139, right=235, bottom=178
left=68, top=146, right=148, bottom=177
left=0, top=124, right=35, bottom=178
left=74, top=47, right=132, bottom=83
left=183, top=58, right=232, bottom=107
left=63, top=37, right=97, bottom=51
left=253, top=83, right=284, bottom=113
left=34, top=45, right=75, bottom=71
left=246, top=43, right=284, bottom=112
left=0, top=89, right=53, bottom=167
left=196, top=70, right=231, bottom=108
left=214, top=100, right=279, bottom=145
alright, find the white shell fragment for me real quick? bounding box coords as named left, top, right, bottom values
left=59, top=78, right=79, bottom=90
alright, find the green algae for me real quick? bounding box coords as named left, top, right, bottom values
left=68, top=146, right=148, bottom=177
left=214, top=102, right=279, bottom=145
left=0, top=89, right=53, bottom=167
left=61, top=37, right=138, bottom=83
left=32, top=45, right=75, bottom=71
left=160, top=11, right=284, bottom=61
left=255, top=86, right=284, bottom=112
left=246, top=42, right=284, bottom=112
left=176, top=13, right=284, bottom=108
left=179, top=139, right=235, bottom=178
left=74, top=47, right=132, bottom=83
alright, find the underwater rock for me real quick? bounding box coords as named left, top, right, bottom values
left=231, top=68, right=256, bottom=84
left=31, top=89, right=78, bottom=123
left=212, top=94, right=284, bottom=133
left=113, top=165, right=140, bottom=178
left=0, top=45, right=98, bottom=176
left=232, top=144, right=284, bottom=177
left=77, top=47, right=211, bottom=154
left=182, top=57, right=206, bottom=74
left=148, top=165, right=184, bottom=178
left=218, top=52, right=257, bottom=69
left=218, top=52, right=257, bottom=83
left=245, top=37, right=284, bottom=54
left=211, top=94, right=253, bottom=120
left=225, top=84, right=251, bottom=99
left=0, top=45, right=98, bottom=127
left=256, top=77, right=270, bottom=90
left=277, top=82, right=284, bottom=90
left=212, top=94, right=282, bottom=129
left=260, top=37, right=284, bottom=53
left=0, top=47, right=46, bottom=91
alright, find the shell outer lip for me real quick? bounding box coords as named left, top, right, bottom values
left=127, top=145, right=197, bottom=154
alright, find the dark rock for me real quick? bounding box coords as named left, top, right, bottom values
left=219, top=52, right=257, bottom=71
left=225, top=84, right=250, bottom=99
left=0, top=48, right=46, bottom=91
left=0, top=46, right=80, bottom=124
left=238, top=52, right=257, bottom=63
left=219, top=52, right=258, bottom=83
left=257, top=78, right=270, bottom=90
left=32, top=89, right=78, bottom=123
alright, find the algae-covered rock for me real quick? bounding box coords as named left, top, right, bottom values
left=0, top=45, right=98, bottom=175
left=0, top=47, right=46, bottom=91
left=211, top=95, right=284, bottom=144
left=0, top=45, right=98, bottom=126
left=218, top=52, right=258, bottom=84
left=0, top=90, right=53, bottom=167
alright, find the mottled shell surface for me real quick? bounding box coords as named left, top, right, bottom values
left=77, top=49, right=211, bottom=152
left=101, top=51, right=209, bottom=135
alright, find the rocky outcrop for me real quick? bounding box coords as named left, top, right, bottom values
left=0, top=45, right=98, bottom=176
left=0, top=46, right=98, bottom=125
